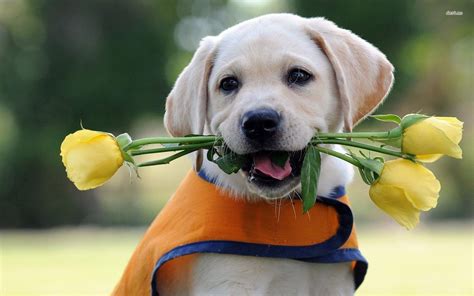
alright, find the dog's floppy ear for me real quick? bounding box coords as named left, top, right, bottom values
left=164, top=36, right=217, bottom=170
left=306, top=18, right=394, bottom=131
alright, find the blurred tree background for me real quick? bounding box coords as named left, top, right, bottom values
left=0, top=0, right=472, bottom=228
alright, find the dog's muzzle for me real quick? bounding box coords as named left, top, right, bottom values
left=241, top=108, right=280, bottom=145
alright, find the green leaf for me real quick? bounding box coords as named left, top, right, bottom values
left=212, top=152, right=247, bottom=174
left=207, top=147, right=217, bottom=161
left=357, top=157, right=384, bottom=176
left=374, top=156, right=385, bottom=163
left=371, top=114, right=402, bottom=124
left=400, top=114, right=429, bottom=129
left=120, top=148, right=140, bottom=178
left=358, top=167, right=372, bottom=185
left=116, top=133, right=133, bottom=149
left=358, top=150, right=369, bottom=158
left=270, top=151, right=289, bottom=168
left=125, top=161, right=140, bottom=179
left=371, top=126, right=403, bottom=148
left=376, top=137, right=402, bottom=148
left=116, top=133, right=145, bottom=151
left=301, top=145, right=321, bottom=213
left=122, top=151, right=135, bottom=164
left=117, top=133, right=138, bottom=168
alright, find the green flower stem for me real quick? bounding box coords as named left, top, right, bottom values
left=124, top=135, right=221, bottom=151
left=137, top=149, right=199, bottom=167
left=314, top=146, right=362, bottom=168
left=124, top=129, right=398, bottom=152
left=311, top=138, right=410, bottom=159
left=315, top=131, right=391, bottom=139
left=126, top=129, right=409, bottom=168
left=130, top=141, right=216, bottom=156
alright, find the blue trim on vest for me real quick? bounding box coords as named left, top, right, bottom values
left=150, top=187, right=366, bottom=296
left=329, top=185, right=346, bottom=198
left=302, top=248, right=368, bottom=289
left=198, top=169, right=217, bottom=185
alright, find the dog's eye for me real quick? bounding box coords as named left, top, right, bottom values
left=287, top=68, right=312, bottom=86
left=220, top=77, right=239, bottom=92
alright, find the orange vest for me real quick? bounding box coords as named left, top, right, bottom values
left=113, top=170, right=367, bottom=295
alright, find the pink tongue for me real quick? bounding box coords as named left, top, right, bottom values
left=253, top=154, right=292, bottom=180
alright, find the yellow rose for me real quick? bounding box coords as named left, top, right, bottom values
left=369, top=159, right=441, bottom=230
left=402, top=116, right=463, bottom=162
left=60, top=129, right=124, bottom=190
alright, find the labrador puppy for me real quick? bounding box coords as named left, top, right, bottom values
left=161, top=13, right=393, bottom=295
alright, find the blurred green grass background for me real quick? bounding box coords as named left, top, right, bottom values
left=2, top=225, right=472, bottom=296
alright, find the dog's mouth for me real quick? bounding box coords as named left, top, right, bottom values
left=240, top=150, right=305, bottom=186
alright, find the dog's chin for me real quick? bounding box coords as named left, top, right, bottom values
left=237, top=149, right=306, bottom=200
left=244, top=174, right=301, bottom=200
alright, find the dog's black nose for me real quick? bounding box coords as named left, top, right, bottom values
left=241, top=109, right=280, bottom=142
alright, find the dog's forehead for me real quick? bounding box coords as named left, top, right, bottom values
left=213, top=17, right=325, bottom=73
left=220, top=13, right=305, bottom=37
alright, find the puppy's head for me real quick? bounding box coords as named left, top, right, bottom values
left=165, top=14, right=393, bottom=199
